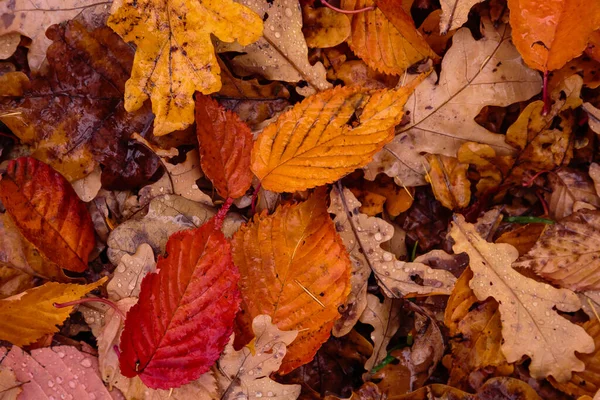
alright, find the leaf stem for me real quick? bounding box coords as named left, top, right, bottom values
left=542, top=70, right=549, bottom=116
left=250, top=183, right=261, bottom=215
left=320, top=0, right=375, bottom=14
left=503, top=216, right=555, bottom=225
left=54, top=297, right=126, bottom=320
left=214, top=197, right=234, bottom=230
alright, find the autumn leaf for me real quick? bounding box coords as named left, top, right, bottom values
left=251, top=79, right=423, bottom=192
left=342, top=0, right=436, bottom=75
left=546, top=168, right=600, bottom=220
left=231, top=189, right=351, bottom=374
left=195, top=95, right=253, bottom=199
left=450, top=215, right=595, bottom=382
left=438, top=0, right=484, bottom=34
left=0, top=278, right=106, bottom=346
left=118, top=218, right=241, bottom=389
left=302, top=6, right=350, bottom=49
left=425, top=154, right=471, bottom=210
left=365, top=19, right=541, bottom=187
left=0, top=157, right=95, bottom=273
left=106, top=244, right=156, bottom=301
left=507, top=0, right=600, bottom=72
left=456, top=142, right=512, bottom=196
left=107, top=0, right=264, bottom=136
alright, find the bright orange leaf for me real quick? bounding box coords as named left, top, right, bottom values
left=195, top=95, right=253, bottom=199
left=0, top=157, right=95, bottom=272
left=231, top=189, right=351, bottom=374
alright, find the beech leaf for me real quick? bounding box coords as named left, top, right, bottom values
left=195, top=95, right=253, bottom=199
left=231, top=189, right=352, bottom=374
left=0, top=157, right=95, bottom=272
left=107, top=0, right=264, bottom=136
left=450, top=215, right=595, bottom=382
left=0, top=278, right=106, bottom=346
left=118, top=218, right=241, bottom=389
left=251, top=79, right=423, bottom=192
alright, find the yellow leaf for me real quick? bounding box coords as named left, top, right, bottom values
left=107, top=0, right=263, bottom=136
left=302, top=6, right=350, bottom=49
left=251, top=78, right=423, bottom=192
left=425, top=154, right=471, bottom=210
left=0, top=277, right=107, bottom=346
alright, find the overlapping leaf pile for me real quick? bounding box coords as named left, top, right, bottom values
left=2, top=0, right=600, bottom=399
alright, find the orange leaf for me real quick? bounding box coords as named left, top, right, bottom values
left=0, top=157, right=95, bottom=272
left=251, top=80, right=423, bottom=192
left=508, top=0, right=600, bottom=71
left=231, top=189, right=352, bottom=374
left=195, top=95, right=253, bottom=199
left=342, top=0, right=437, bottom=75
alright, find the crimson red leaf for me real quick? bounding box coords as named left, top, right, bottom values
left=195, top=95, right=253, bottom=199
left=0, top=157, right=95, bottom=272
left=118, top=218, right=241, bottom=389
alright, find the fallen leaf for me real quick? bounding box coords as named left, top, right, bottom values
left=362, top=176, right=414, bottom=217
left=324, top=382, right=383, bottom=400
left=195, top=95, right=253, bottom=199
left=456, top=142, right=512, bottom=196
left=342, top=0, right=436, bottom=75
left=71, top=165, right=103, bottom=203
left=119, top=218, right=241, bottom=389
left=439, top=0, right=484, bottom=34
left=425, top=154, right=471, bottom=210
left=507, top=0, right=600, bottom=71
left=588, top=30, right=600, bottom=62
left=515, top=209, right=600, bottom=292
left=450, top=215, right=595, bottom=382
left=418, top=10, right=455, bottom=55
left=0, top=266, right=34, bottom=300
left=365, top=19, right=541, bottom=187
left=584, top=102, right=600, bottom=135
left=0, top=278, right=106, bottom=346
left=218, top=315, right=301, bottom=399
left=547, top=168, right=600, bottom=220
left=251, top=79, right=422, bottom=192
left=0, top=352, right=21, bottom=399
left=495, top=223, right=545, bottom=256
left=217, top=59, right=291, bottom=100
left=0, top=32, right=20, bottom=60
left=217, top=0, right=331, bottom=95
left=302, top=6, right=350, bottom=49
left=107, top=0, right=264, bottom=136
left=231, top=189, right=351, bottom=374
left=359, top=294, right=402, bottom=372
left=0, top=157, right=95, bottom=272
left=0, top=345, right=112, bottom=399
left=407, top=311, right=445, bottom=389
left=549, top=56, right=600, bottom=91
left=331, top=60, right=399, bottom=90
left=0, top=0, right=108, bottom=69
left=106, top=244, right=156, bottom=301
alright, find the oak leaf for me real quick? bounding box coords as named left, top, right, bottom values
left=118, top=218, right=241, bottom=389
left=450, top=215, right=595, bottom=382
left=515, top=209, right=600, bottom=292
left=107, top=0, right=263, bottom=136
left=425, top=154, right=471, bottom=210
left=251, top=80, right=422, bottom=192
left=195, top=95, right=253, bottom=199
left=439, top=0, right=484, bottom=34
left=0, top=157, right=95, bottom=273
left=0, top=278, right=106, bottom=346
left=231, top=189, right=351, bottom=374
left=365, top=19, right=541, bottom=187
left=507, top=0, right=600, bottom=71
left=342, top=0, right=436, bottom=75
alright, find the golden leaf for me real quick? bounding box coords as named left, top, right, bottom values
left=107, top=0, right=263, bottom=136
left=425, top=154, right=471, bottom=210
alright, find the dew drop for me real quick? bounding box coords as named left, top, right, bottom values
left=48, top=380, right=55, bottom=388
left=80, top=358, right=92, bottom=368
left=374, top=233, right=382, bottom=241
left=117, top=283, right=122, bottom=288
left=89, top=394, right=96, bottom=400
left=285, top=8, right=293, bottom=17
left=116, top=265, right=126, bottom=273
left=274, top=32, right=281, bottom=38
left=256, top=392, right=263, bottom=398
left=267, top=391, right=274, bottom=397
left=532, top=301, right=538, bottom=307
left=87, top=317, right=95, bottom=323
left=383, top=253, right=393, bottom=262
left=68, top=381, right=76, bottom=389
left=56, top=377, right=63, bottom=384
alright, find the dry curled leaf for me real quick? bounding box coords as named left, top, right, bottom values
left=547, top=168, right=600, bottom=220
left=425, top=154, right=471, bottom=210
left=107, top=0, right=263, bottom=136
left=450, top=215, right=594, bottom=382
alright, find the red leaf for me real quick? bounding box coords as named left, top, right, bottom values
left=118, top=218, right=241, bottom=389
left=0, top=157, right=95, bottom=272
left=195, top=95, right=253, bottom=199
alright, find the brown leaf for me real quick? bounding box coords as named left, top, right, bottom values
left=425, top=154, right=471, bottom=210
left=495, top=223, right=545, bottom=257
left=547, top=169, right=600, bottom=220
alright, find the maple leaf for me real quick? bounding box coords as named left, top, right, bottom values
left=217, top=0, right=331, bottom=95
left=425, top=154, right=471, bottom=210
left=107, top=0, right=264, bottom=136
left=251, top=79, right=423, bottom=192
left=0, top=278, right=106, bottom=346
left=118, top=218, right=241, bottom=389
left=0, top=157, right=95, bottom=273
left=342, top=0, right=437, bottom=75
left=507, top=0, right=600, bottom=72
left=231, top=189, right=352, bottom=374
left=450, top=215, right=595, bottom=382
left=0, top=21, right=162, bottom=185
left=195, top=95, right=253, bottom=199
left=365, top=19, right=541, bottom=187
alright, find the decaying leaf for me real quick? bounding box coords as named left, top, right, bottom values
left=425, top=154, right=471, bottom=210
left=456, top=142, right=512, bottom=196
left=231, top=189, right=351, bottom=374
left=547, top=168, right=600, bottom=220
left=0, top=350, right=21, bottom=399
left=119, top=219, right=241, bottom=389
left=0, top=266, right=34, bottom=300
left=218, top=315, right=301, bottom=399
left=495, top=223, right=545, bottom=256
left=0, top=157, right=95, bottom=272
left=0, top=278, right=106, bottom=346
left=515, top=209, right=600, bottom=291
left=450, top=215, right=595, bottom=382
left=507, top=0, right=600, bottom=71
left=0, top=32, right=20, bottom=60
left=251, top=79, right=422, bottom=192
left=107, top=244, right=156, bottom=301
left=217, top=0, right=331, bottom=95
left=439, top=0, right=484, bottom=34
left=584, top=102, right=600, bottom=135
left=365, top=19, right=541, bottom=186
left=71, top=166, right=102, bottom=203
left=302, top=6, right=350, bottom=49
left=107, top=0, right=264, bottom=136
